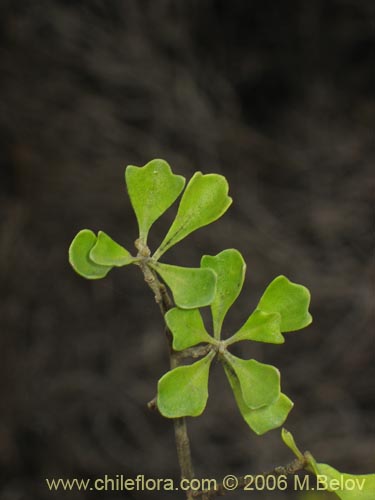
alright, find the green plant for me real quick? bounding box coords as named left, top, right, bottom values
left=69, top=159, right=374, bottom=499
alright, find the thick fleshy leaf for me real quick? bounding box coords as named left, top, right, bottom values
left=157, top=352, right=215, bottom=417
left=282, top=430, right=375, bottom=499
left=165, top=308, right=214, bottom=351
left=281, top=428, right=304, bottom=460
left=227, top=309, right=284, bottom=345
left=125, top=159, right=185, bottom=242
left=89, top=231, right=134, bottom=267
left=150, top=261, right=217, bottom=309
left=257, top=275, right=312, bottom=332
left=201, top=249, right=246, bottom=339
left=313, top=464, right=375, bottom=500
left=245, top=394, right=293, bottom=436
left=154, top=172, right=232, bottom=259
left=306, top=455, right=375, bottom=500
left=224, top=365, right=293, bottom=435
left=224, top=352, right=280, bottom=409
left=69, top=230, right=112, bottom=279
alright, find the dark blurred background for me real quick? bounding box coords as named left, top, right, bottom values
left=0, top=1, right=374, bottom=499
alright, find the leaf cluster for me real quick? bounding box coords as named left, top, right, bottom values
left=68, top=159, right=374, bottom=497
left=159, top=250, right=311, bottom=435
left=69, top=159, right=311, bottom=436
left=69, top=159, right=231, bottom=309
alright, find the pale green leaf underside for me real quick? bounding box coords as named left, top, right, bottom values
left=307, top=454, right=375, bottom=500
left=227, top=309, right=284, bottom=346
left=282, top=430, right=375, bottom=499
left=125, top=159, right=185, bottom=242
left=225, top=365, right=293, bottom=435
left=224, top=352, right=280, bottom=409
left=69, top=229, right=112, bottom=279
left=201, top=249, right=246, bottom=338
left=150, top=261, right=217, bottom=309
left=90, top=231, right=134, bottom=266
left=313, top=464, right=375, bottom=500
left=154, top=172, right=232, bottom=259
left=244, top=394, right=293, bottom=436
left=157, top=352, right=214, bottom=417
left=165, top=308, right=214, bottom=351
left=257, top=275, right=312, bottom=332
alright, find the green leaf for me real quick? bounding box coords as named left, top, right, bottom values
left=150, top=261, right=217, bottom=309
left=89, top=231, right=134, bottom=266
left=224, top=364, right=293, bottom=435
left=201, top=249, right=246, bottom=339
left=125, top=159, right=185, bottom=243
left=281, top=428, right=304, bottom=460
left=227, top=309, right=284, bottom=346
left=282, top=431, right=375, bottom=499
left=157, top=352, right=215, bottom=417
left=154, top=172, right=232, bottom=259
left=306, top=452, right=323, bottom=476
left=69, top=230, right=112, bottom=279
left=224, top=352, right=280, bottom=409
left=245, top=394, right=293, bottom=436
left=165, top=308, right=214, bottom=351
left=257, top=275, right=312, bottom=332
left=310, top=462, right=375, bottom=500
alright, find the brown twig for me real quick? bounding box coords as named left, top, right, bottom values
left=175, top=344, right=214, bottom=360
left=193, top=455, right=309, bottom=498
left=137, top=246, right=195, bottom=499
left=137, top=243, right=310, bottom=500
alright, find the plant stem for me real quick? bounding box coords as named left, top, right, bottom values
left=194, top=455, right=309, bottom=498
left=139, top=261, right=195, bottom=499
left=139, top=258, right=311, bottom=500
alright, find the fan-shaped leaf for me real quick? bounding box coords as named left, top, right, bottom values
left=224, top=352, right=280, bottom=409
left=150, top=261, right=216, bottom=309
left=227, top=309, right=284, bottom=345
left=257, top=275, right=312, bottom=332
left=201, top=249, right=246, bottom=339
left=154, top=172, right=232, bottom=258
left=224, top=365, right=293, bottom=435
left=90, top=231, right=134, bottom=266
left=125, top=159, right=185, bottom=243
left=157, top=352, right=214, bottom=417
left=165, top=308, right=214, bottom=351
left=69, top=229, right=112, bottom=279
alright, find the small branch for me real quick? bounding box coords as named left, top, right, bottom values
left=147, top=396, right=158, bottom=411
left=175, top=344, right=213, bottom=360
left=137, top=252, right=195, bottom=499
left=137, top=250, right=311, bottom=500
left=160, top=282, right=173, bottom=310
left=193, top=455, right=309, bottom=498
left=273, top=455, right=308, bottom=475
